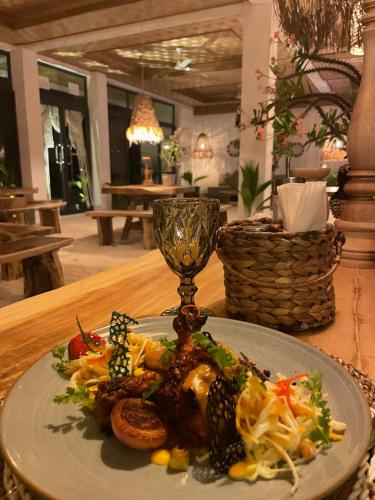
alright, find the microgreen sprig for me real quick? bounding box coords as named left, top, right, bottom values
left=303, top=370, right=331, bottom=446
left=51, top=345, right=70, bottom=374
left=53, top=384, right=94, bottom=410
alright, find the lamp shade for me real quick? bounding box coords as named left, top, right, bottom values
left=126, top=94, right=164, bottom=146
left=193, top=133, right=213, bottom=159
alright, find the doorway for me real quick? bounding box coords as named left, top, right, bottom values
left=40, top=89, right=91, bottom=214
left=108, top=104, right=141, bottom=185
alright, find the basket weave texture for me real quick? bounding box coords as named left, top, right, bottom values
left=217, top=218, right=339, bottom=332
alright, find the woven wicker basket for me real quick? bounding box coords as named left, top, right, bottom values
left=217, top=218, right=344, bottom=333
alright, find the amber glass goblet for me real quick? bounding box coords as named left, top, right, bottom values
left=153, top=198, right=220, bottom=316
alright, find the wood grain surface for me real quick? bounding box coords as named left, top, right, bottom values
left=101, top=185, right=195, bottom=196
left=0, top=251, right=374, bottom=401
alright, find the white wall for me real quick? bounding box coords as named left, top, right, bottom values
left=273, top=106, right=341, bottom=175
left=176, top=105, right=240, bottom=190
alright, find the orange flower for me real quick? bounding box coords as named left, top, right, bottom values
left=255, top=69, right=263, bottom=80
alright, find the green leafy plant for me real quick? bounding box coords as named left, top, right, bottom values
left=0, top=163, right=15, bottom=187
left=159, top=129, right=186, bottom=173
left=69, top=175, right=89, bottom=206
left=226, top=161, right=271, bottom=217
left=181, top=171, right=208, bottom=186
left=324, top=172, right=338, bottom=187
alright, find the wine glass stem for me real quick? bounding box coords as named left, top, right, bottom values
left=178, top=277, right=198, bottom=308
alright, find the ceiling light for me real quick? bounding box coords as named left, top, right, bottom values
left=126, top=94, right=164, bottom=146
left=54, top=51, right=83, bottom=57
left=106, top=68, right=125, bottom=74
left=193, top=133, right=213, bottom=159
left=83, top=61, right=109, bottom=68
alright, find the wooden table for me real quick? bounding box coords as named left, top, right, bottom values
left=0, top=200, right=66, bottom=232
left=0, top=251, right=374, bottom=402
left=102, top=184, right=195, bottom=241
left=101, top=184, right=195, bottom=200
left=0, top=222, right=54, bottom=241
left=0, top=187, right=38, bottom=196
left=0, top=222, right=55, bottom=280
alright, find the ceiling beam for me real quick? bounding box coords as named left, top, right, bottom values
left=25, top=3, right=243, bottom=52
left=0, top=0, right=141, bottom=30
left=194, top=101, right=239, bottom=114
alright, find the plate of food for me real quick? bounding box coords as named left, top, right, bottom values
left=0, top=307, right=371, bottom=500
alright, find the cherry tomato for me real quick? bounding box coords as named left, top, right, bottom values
left=68, top=332, right=106, bottom=360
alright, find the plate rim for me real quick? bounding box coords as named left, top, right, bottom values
left=0, top=316, right=372, bottom=500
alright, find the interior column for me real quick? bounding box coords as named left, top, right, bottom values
left=87, top=72, right=111, bottom=209
left=10, top=48, right=47, bottom=199
left=239, top=0, right=276, bottom=217
left=335, top=0, right=375, bottom=268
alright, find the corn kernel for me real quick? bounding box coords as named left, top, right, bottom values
left=229, top=461, right=249, bottom=480
left=329, top=432, right=344, bottom=441
left=168, top=446, right=189, bottom=471
left=133, top=367, right=144, bottom=377
left=151, top=449, right=170, bottom=466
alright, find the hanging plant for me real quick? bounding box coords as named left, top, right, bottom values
left=274, top=0, right=363, bottom=52
left=237, top=33, right=361, bottom=170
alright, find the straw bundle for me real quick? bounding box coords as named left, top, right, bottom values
left=274, top=0, right=363, bottom=51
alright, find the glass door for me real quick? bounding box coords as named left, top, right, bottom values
left=41, top=91, right=91, bottom=214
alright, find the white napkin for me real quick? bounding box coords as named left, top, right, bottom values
left=277, top=181, right=328, bottom=232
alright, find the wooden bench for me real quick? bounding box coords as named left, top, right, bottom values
left=0, top=223, right=55, bottom=281
left=86, top=204, right=231, bottom=249
left=0, top=236, right=73, bottom=297
left=0, top=200, right=66, bottom=232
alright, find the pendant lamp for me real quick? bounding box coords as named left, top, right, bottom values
left=126, top=95, right=164, bottom=145
left=125, top=17, right=164, bottom=146
left=193, top=133, right=213, bottom=159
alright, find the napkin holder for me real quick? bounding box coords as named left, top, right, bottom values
left=272, top=157, right=306, bottom=222
left=217, top=218, right=345, bottom=333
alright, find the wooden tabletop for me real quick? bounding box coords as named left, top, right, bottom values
left=101, top=184, right=195, bottom=196
left=0, top=250, right=374, bottom=402
left=0, top=223, right=54, bottom=241
left=0, top=187, right=38, bottom=196
left=0, top=200, right=66, bottom=213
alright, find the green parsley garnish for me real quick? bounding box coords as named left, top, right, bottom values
left=53, top=384, right=94, bottom=410
left=159, top=337, right=178, bottom=366
left=141, top=379, right=164, bottom=400
left=193, top=332, right=235, bottom=370
left=304, top=370, right=331, bottom=446
left=192, top=331, right=248, bottom=389
left=159, top=337, right=178, bottom=352
left=51, top=345, right=70, bottom=373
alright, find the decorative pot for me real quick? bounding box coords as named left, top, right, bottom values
left=162, top=173, right=176, bottom=186
left=290, top=167, right=331, bottom=181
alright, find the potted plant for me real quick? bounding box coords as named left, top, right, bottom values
left=159, top=129, right=186, bottom=186
left=181, top=171, right=208, bottom=197
left=226, top=160, right=271, bottom=217
left=69, top=175, right=89, bottom=211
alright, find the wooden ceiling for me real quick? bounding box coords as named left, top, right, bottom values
left=0, top=0, right=243, bottom=111
left=0, top=0, right=361, bottom=111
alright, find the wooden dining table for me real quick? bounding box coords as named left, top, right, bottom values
left=0, top=250, right=374, bottom=500
left=102, top=184, right=195, bottom=210
left=0, top=250, right=374, bottom=402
